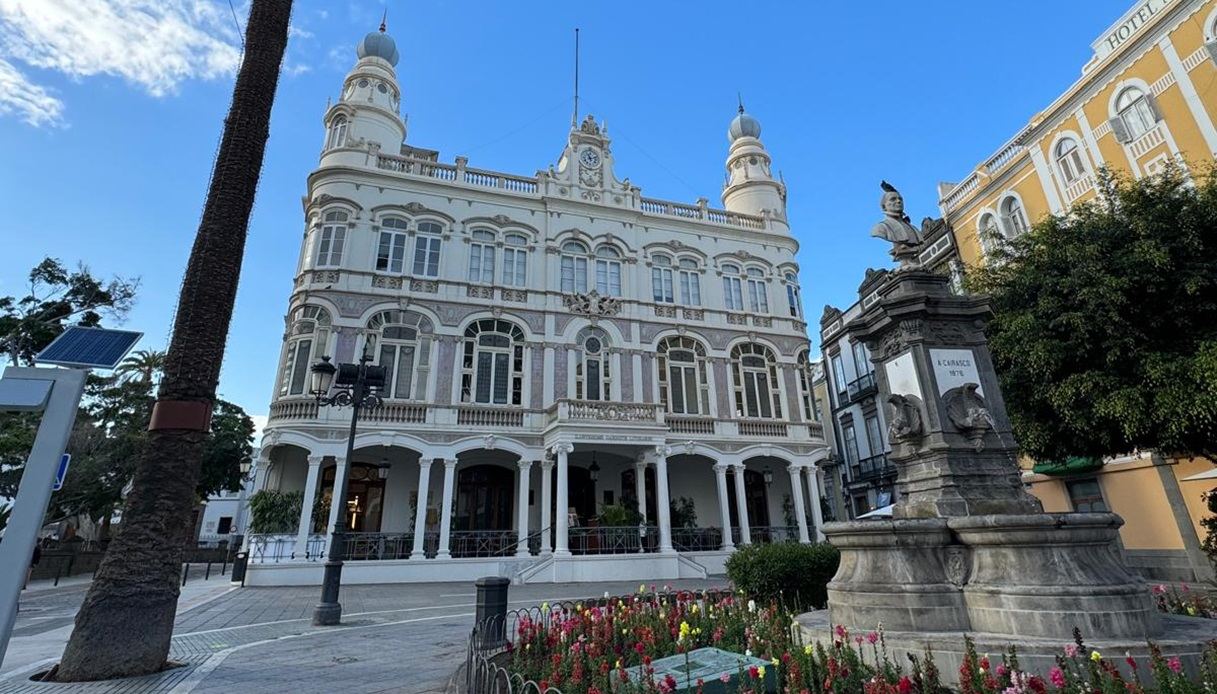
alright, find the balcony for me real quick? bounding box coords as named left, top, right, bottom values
left=850, top=454, right=896, bottom=483
left=846, top=372, right=877, bottom=403
left=667, top=415, right=716, bottom=435
left=546, top=399, right=664, bottom=427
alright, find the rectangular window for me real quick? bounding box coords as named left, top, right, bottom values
left=216, top=517, right=233, bottom=534
left=723, top=277, right=743, bottom=310
left=842, top=425, right=859, bottom=466
left=475, top=352, right=493, bottom=403
left=502, top=247, right=527, bottom=287
left=864, top=415, right=883, bottom=456
left=852, top=342, right=871, bottom=376
left=679, top=271, right=701, bottom=305
left=316, top=226, right=346, bottom=267
left=587, top=359, right=601, bottom=400
left=652, top=267, right=675, bottom=303
left=1066, top=479, right=1108, bottom=513
left=376, top=231, right=407, bottom=273
left=831, top=355, right=847, bottom=394
left=468, top=244, right=495, bottom=284
left=493, top=352, right=510, bottom=404
left=414, top=236, right=441, bottom=277
left=561, top=256, right=587, bottom=293
left=596, top=260, right=621, bottom=296
left=747, top=280, right=769, bottom=313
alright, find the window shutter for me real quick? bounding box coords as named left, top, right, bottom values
left=1145, top=93, right=1163, bottom=122
left=1206, top=39, right=1217, bottom=66
left=1109, top=117, right=1131, bottom=144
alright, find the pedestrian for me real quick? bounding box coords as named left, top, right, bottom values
left=25, top=543, right=41, bottom=590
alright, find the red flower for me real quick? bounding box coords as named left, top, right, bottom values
left=897, top=676, right=913, bottom=694
left=749, top=665, right=760, bottom=679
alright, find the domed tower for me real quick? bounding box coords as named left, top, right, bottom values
left=321, top=20, right=406, bottom=155
left=721, top=101, right=788, bottom=230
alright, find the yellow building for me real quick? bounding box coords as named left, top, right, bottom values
left=936, top=0, right=1217, bottom=583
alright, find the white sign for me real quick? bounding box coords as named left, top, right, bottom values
left=1092, top=0, right=1175, bottom=61
left=884, top=351, right=922, bottom=401
left=930, top=349, right=983, bottom=396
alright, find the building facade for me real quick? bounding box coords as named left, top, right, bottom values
left=246, top=26, right=830, bottom=585
left=934, top=0, right=1217, bottom=582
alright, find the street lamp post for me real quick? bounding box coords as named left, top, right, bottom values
left=308, top=352, right=384, bottom=626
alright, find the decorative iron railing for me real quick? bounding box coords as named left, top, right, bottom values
left=247, top=533, right=325, bottom=563
left=846, top=372, right=877, bottom=402
left=342, top=532, right=415, bottom=560
left=670, top=527, right=723, bottom=552
left=750, top=525, right=801, bottom=544
left=450, top=530, right=518, bottom=558
left=569, top=525, right=657, bottom=555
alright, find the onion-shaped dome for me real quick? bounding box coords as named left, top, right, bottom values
left=357, top=28, right=399, bottom=66
left=728, top=107, right=762, bottom=142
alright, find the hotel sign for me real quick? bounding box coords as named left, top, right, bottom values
left=1092, top=0, right=1176, bottom=60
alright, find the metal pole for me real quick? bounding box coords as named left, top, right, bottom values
left=312, top=367, right=364, bottom=626
left=0, top=367, right=86, bottom=667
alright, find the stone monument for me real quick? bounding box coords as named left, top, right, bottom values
left=800, top=182, right=1216, bottom=681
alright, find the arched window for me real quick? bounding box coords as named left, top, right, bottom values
left=652, top=255, right=675, bottom=303
left=326, top=115, right=348, bottom=149
left=746, top=267, right=769, bottom=313
left=1054, top=138, right=1087, bottom=185
left=657, top=336, right=710, bottom=415
left=722, top=263, right=744, bottom=311
left=785, top=272, right=802, bottom=318
left=796, top=351, right=818, bottom=421
left=594, top=246, right=623, bottom=296
left=1114, top=87, right=1157, bottom=141
left=978, top=213, right=1001, bottom=253
left=678, top=258, right=701, bottom=306
left=468, top=229, right=496, bottom=284
left=560, top=241, right=589, bottom=293
left=376, top=217, right=409, bottom=273
left=366, top=310, right=433, bottom=400
left=1000, top=197, right=1028, bottom=238
left=315, top=211, right=348, bottom=268
left=461, top=319, right=525, bottom=405
left=413, top=221, right=443, bottom=277
left=501, top=234, right=528, bottom=287
left=575, top=331, right=611, bottom=401
left=279, top=306, right=331, bottom=397
left=731, top=343, right=782, bottom=419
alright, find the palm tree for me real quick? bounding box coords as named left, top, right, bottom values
left=114, top=349, right=166, bottom=385
left=54, top=0, right=293, bottom=681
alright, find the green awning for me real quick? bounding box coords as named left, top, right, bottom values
left=1032, top=456, right=1104, bottom=476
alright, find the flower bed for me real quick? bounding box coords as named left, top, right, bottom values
left=1152, top=583, right=1216, bottom=619
left=493, top=588, right=1217, bottom=693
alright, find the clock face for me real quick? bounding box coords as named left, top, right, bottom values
left=580, top=148, right=601, bottom=168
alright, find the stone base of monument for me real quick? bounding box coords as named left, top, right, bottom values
left=796, top=610, right=1217, bottom=687
left=823, top=512, right=1160, bottom=640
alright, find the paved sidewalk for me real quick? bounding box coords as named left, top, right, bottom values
left=0, top=579, right=727, bottom=693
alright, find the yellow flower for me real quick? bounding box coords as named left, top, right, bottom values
left=680, top=621, right=691, bottom=637
left=691, top=604, right=700, bottom=614
left=758, top=665, right=767, bottom=678
left=771, top=657, right=780, bottom=667
left=616, top=658, right=623, bottom=669
left=1090, top=651, right=1102, bottom=662
left=804, top=644, right=814, bottom=656
left=640, top=583, right=646, bottom=593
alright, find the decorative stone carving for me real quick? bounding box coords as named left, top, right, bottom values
left=944, top=545, right=970, bottom=587
left=943, top=383, right=995, bottom=452
left=654, top=305, right=676, bottom=318
left=483, top=434, right=497, bottom=450
left=467, top=285, right=493, bottom=299
left=563, top=291, right=622, bottom=317
left=752, top=316, right=772, bottom=327
left=373, top=275, right=403, bottom=289
left=878, top=319, right=923, bottom=358
left=682, top=308, right=704, bottom=321
left=501, top=289, right=527, bottom=303
left=726, top=313, right=747, bottom=325
left=410, top=279, right=438, bottom=293
left=886, top=393, right=924, bottom=442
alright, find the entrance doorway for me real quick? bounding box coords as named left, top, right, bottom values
left=619, top=467, right=657, bottom=521
left=319, top=463, right=386, bottom=533
left=552, top=466, right=597, bottom=526
left=725, top=469, right=769, bottom=527
left=455, top=464, right=514, bottom=531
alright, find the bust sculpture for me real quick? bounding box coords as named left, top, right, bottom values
left=871, top=181, right=922, bottom=267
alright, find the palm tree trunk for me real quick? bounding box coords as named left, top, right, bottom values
left=54, top=0, right=292, bottom=681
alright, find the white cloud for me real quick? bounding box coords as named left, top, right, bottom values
left=0, top=0, right=244, bottom=125
left=249, top=414, right=268, bottom=447
left=0, top=57, right=64, bottom=126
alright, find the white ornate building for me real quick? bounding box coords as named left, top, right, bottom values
left=247, top=24, right=829, bottom=585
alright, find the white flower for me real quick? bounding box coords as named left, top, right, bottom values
left=746, top=649, right=753, bottom=657
left=748, top=600, right=757, bottom=613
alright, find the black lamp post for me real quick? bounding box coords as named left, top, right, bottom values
left=309, top=352, right=385, bottom=626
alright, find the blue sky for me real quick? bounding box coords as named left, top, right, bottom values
left=0, top=0, right=1128, bottom=431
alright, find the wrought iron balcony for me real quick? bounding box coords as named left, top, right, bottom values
left=846, top=372, right=877, bottom=403
left=850, top=454, right=895, bottom=482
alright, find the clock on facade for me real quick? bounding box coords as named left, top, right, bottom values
left=579, top=148, right=601, bottom=168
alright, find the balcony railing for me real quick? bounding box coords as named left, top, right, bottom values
left=736, top=420, right=789, bottom=437
left=547, top=399, right=663, bottom=426
left=570, top=525, right=658, bottom=555
left=666, top=415, right=715, bottom=435
left=851, top=454, right=895, bottom=482
left=456, top=406, right=525, bottom=427
left=268, top=398, right=318, bottom=421
left=671, top=527, right=723, bottom=552
left=846, top=372, right=877, bottom=402
left=361, top=402, right=427, bottom=424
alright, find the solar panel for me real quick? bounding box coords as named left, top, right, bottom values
left=35, top=326, right=144, bottom=370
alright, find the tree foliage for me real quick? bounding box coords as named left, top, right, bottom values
left=967, top=166, right=1217, bottom=461
left=0, top=258, right=138, bottom=365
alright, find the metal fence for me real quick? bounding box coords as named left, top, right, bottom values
left=671, top=526, right=723, bottom=551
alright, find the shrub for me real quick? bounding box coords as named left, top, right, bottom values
left=248, top=490, right=302, bottom=533
left=726, top=541, right=840, bottom=609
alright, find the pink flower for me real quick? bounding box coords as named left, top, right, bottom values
left=1152, top=584, right=1167, bottom=595
left=1063, top=643, right=1078, bottom=658
left=996, top=664, right=1008, bottom=677
left=866, top=631, right=879, bottom=645
left=835, top=624, right=847, bottom=639
left=1168, top=657, right=1183, bottom=674
left=1049, top=667, right=1066, bottom=689
left=719, top=673, right=731, bottom=683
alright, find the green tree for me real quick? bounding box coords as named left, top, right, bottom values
left=56, top=0, right=292, bottom=680
left=0, top=258, right=137, bottom=366
left=114, top=349, right=166, bottom=385
left=968, top=166, right=1217, bottom=462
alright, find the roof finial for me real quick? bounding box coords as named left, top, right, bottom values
left=737, top=92, right=745, bottom=114
left=379, top=7, right=387, bottom=33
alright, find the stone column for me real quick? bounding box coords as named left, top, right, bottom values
left=788, top=464, right=810, bottom=543
left=805, top=466, right=826, bottom=542
left=436, top=457, right=458, bottom=559
left=515, top=459, right=533, bottom=556
left=325, top=457, right=348, bottom=535
left=732, top=463, right=751, bottom=545
left=539, top=457, right=553, bottom=555
left=713, top=463, right=735, bottom=551
left=654, top=447, right=674, bottom=554
left=634, top=460, right=648, bottom=523
left=295, top=455, right=325, bottom=560
left=410, top=458, right=433, bottom=559
left=553, top=443, right=572, bottom=556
